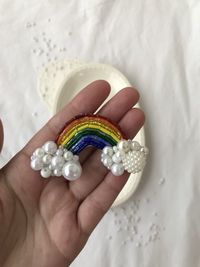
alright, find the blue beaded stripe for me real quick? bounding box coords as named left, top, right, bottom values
left=70, top=135, right=112, bottom=154
left=65, top=128, right=117, bottom=150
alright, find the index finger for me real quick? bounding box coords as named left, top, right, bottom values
left=23, top=80, right=111, bottom=156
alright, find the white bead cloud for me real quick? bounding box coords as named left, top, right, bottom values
left=30, top=140, right=148, bottom=180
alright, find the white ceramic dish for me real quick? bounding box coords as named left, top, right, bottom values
left=39, top=61, right=146, bottom=207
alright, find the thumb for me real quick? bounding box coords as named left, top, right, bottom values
left=0, top=119, right=4, bottom=152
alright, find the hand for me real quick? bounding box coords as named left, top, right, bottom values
left=0, top=80, right=144, bottom=267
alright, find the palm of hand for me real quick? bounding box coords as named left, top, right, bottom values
left=0, top=81, right=144, bottom=267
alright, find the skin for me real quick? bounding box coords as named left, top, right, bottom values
left=0, top=119, right=3, bottom=152
left=0, top=80, right=145, bottom=267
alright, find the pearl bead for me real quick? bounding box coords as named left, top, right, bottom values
left=73, top=155, right=79, bottom=162
left=56, top=148, right=64, bottom=156
left=131, top=141, right=141, bottom=151
left=34, top=148, right=45, bottom=158
left=53, top=168, right=62, bottom=177
left=31, top=155, right=36, bottom=161
left=117, top=150, right=126, bottom=158
left=140, top=146, right=149, bottom=155
left=127, top=139, right=132, bottom=147
left=51, top=155, right=65, bottom=169
left=63, top=151, right=73, bottom=161
left=102, top=146, right=113, bottom=157
left=117, top=140, right=130, bottom=152
left=30, top=158, right=43, bottom=171
left=113, top=146, right=118, bottom=153
left=48, top=164, right=54, bottom=171
left=111, top=163, right=125, bottom=176
left=62, top=161, right=82, bottom=181
left=43, top=141, right=57, bottom=154
left=42, top=154, right=52, bottom=165
left=102, top=155, right=113, bottom=168
left=112, top=153, right=122, bottom=164
left=40, top=167, right=51, bottom=178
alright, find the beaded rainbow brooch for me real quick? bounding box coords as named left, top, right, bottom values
left=30, top=114, right=148, bottom=180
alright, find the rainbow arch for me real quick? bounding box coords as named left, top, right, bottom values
left=56, top=114, right=125, bottom=154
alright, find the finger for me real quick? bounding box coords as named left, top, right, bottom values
left=78, top=108, right=145, bottom=234
left=70, top=87, right=139, bottom=198
left=79, top=172, right=129, bottom=234
left=71, top=108, right=144, bottom=201
left=0, top=119, right=3, bottom=152
left=78, top=87, right=139, bottom=163
left=22, top=80, right=111, bottom=156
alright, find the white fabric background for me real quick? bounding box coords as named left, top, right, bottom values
left=0, top=0, right=200, bottom=266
